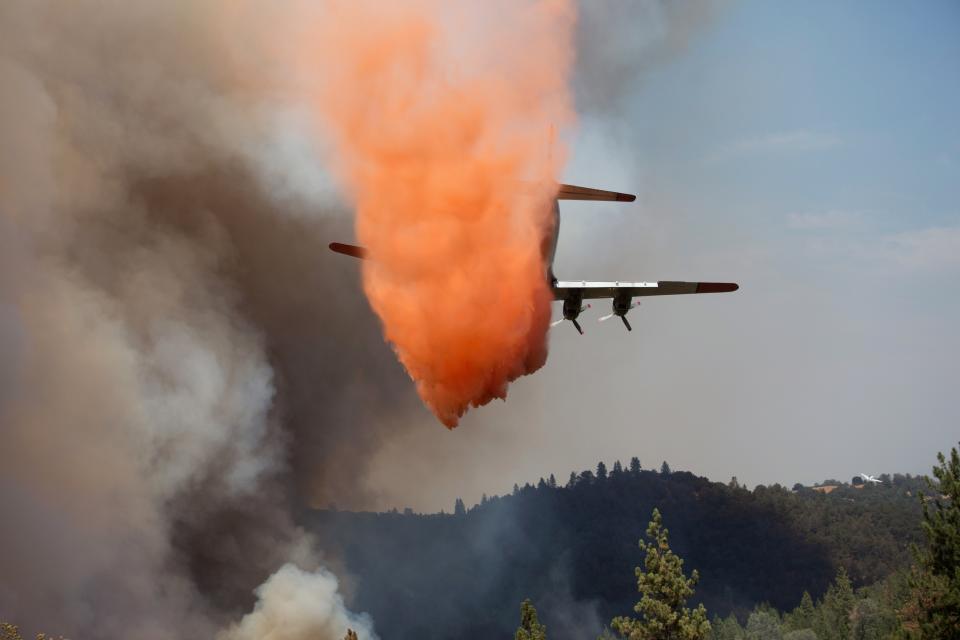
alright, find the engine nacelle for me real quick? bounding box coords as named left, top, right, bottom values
left=612, top=292, right=633, bottom=316
left=607, top=292, right=637, bottom=331
left=559, top=295, right=590, bottom=334
left=562, top=296, right=589, bottom=320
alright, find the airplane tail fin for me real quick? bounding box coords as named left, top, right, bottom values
left=556, top=184, right=635, bottom=202
left=329, top=242, right=368, bottom=259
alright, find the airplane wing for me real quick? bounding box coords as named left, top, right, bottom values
left=552, top=280, right=738, bottom=300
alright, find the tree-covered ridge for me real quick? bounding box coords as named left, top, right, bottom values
left=4, top=447, right=956, bottom=640
left=304, top=462, right=925, bottom=640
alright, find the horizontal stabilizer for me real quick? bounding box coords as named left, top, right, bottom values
left=557, top=184, right=636, bottom=202
left=329, top=242, right=368, bottom=259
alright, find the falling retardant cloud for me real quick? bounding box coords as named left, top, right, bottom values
left=305, top=0, right=577, bottom=427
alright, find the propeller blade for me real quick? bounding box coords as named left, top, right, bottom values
left=598, top=313, right=615, bottom=322
left=550, top=318, right=565, bottom=327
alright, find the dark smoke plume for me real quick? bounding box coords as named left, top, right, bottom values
left=0, top=1, right=410, bottom=636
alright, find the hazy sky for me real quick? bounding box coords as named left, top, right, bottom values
left=357, top=0, right=960, bottom=512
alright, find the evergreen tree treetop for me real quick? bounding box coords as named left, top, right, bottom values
left=630, top=457, right=642, bottom=474
left=816, top=566, right=854, bottom=640
left=919, top=443, right=960, bottom=582
left=785, top=590, right=815, bottom=632
left=911, top=440, right=960, bottom=637
left=515, top=599, right=547, bottom=640
left=610, top=508, right=711, bottom=640
left=745, top=609, right=782, bottom=640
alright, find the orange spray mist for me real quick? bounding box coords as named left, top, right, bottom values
left=307, top=1, right=575, bottom=427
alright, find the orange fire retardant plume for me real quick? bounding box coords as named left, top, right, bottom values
left=307, top=0, right=575, bottom=427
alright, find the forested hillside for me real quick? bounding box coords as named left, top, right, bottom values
left=303, top=463, right=925, bottom=640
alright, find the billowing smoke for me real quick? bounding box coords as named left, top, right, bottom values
left=574, top=0, right=726, bottom=117
left=218, top=565, right=376, bottom=640
left=0, top=0, right=409, bottom=637
left=305, top=0, right=576, bottom=427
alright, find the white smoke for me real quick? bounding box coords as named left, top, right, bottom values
left=219, top=565, right=377, bottom=640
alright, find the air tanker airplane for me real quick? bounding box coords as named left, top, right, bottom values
left=330, top=184, right=739, bottom=334
left=859, top=473, right=882, bottom=484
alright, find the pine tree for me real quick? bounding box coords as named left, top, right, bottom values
left=548, top=473, right=557, bottom=488
left=454, top=497, right=466, bottom=516
left=597, top=461, right=609, bottom=481
left=745, top=609, right=781, bottom=640
left=515, top=599, right=547, bottom=640
left=661, top=461, right=672, bottom=475
left=568, top=471, right=577, bottom=488
left=910, top=441, right=960, bottom=637
left=0, top=623, right=22, bottom=640
left=630, top=457, right=642, bottom=474
left=786, top=591, right=815, bottom=631
left=610, top=508, right=711, bottom=640
left=710, top=613, right=743, bottom=640
left=816, top=566, right=854, bottom=640
left=612, top=461, right=624, bottom=477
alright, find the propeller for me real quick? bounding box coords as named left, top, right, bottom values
left=551, top=304, right=591, bottom=334
left=597, top=302, right=639, bottom=324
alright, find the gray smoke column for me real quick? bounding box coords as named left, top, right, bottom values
left=0, top=0, right=398, bottom=637
left=574, top=0, right=726, bottom=116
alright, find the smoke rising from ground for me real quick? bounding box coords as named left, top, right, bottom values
left=306, top=0, right=576, bottom=427
left=218, top=565, right=375, bottom=640
left=0, top=0, right=405, bottom=636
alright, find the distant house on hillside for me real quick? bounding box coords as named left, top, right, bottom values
left=811, top=485, right=839, bottom=494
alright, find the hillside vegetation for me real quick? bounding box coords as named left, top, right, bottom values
left=304, top=463, right=926, bottom=640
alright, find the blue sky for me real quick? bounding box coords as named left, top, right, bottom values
left=365, top=1, right=960, bottom=511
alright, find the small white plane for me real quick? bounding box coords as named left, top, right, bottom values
left=859, top=473, right=882, bottom=484
left=329, top=183, right=738, bottom=334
